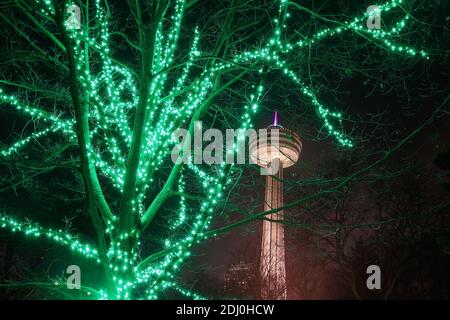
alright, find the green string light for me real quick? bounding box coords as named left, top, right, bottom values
left=0, top=0, right=430, bottom=299
left=0, top=214, right=100, bottom=261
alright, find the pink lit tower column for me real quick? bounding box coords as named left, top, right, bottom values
left=250, top=112, right=302, bottom=299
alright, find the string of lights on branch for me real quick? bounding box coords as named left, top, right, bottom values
left=0, top=0, right=430, bottom=299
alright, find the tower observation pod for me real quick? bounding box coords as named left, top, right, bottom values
left=249, top=112, right=302, bottom=299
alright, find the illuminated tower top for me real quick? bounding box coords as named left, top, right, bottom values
left=250, top=112, right=302, bottom=169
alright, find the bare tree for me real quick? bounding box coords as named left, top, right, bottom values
left=0, top=0, right=448, bottom=299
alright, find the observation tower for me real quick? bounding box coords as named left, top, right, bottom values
left=249, top=112, right=302, bottom=299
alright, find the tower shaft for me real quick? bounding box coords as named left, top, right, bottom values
left=260, top=159, right=287, bottom=299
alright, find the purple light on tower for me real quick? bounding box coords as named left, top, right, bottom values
left=273, top=111, right=278, bottom=126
